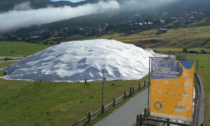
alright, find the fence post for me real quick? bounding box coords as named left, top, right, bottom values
left=139, top=83, right=141, bottom=90
left=144, top=80, right=146, bottom=86
left=124, top=92, right=126, bottom=99
left=101, top=105, right=104, bottom=113
left=136, top=115, right=140, bottom=126
left=139, top=114, right=142, bottom=126
left=167, top=118, right=169, bottom=126
left=113, top=98, right=115, bottom=107
left=85, top=79, right=87, bottom=84
left=133, top=87, right=135, bottom=94
left=130, top=87, right=132, bottom=96
left=88, top=112, right=91, bottom=123
left=144, top=108, right=147, bottom=117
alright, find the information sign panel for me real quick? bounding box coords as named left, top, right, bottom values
left=150, top=59, right=194, bottom=122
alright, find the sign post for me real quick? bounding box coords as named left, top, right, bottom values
left=101, top=70, right=106, bottom=113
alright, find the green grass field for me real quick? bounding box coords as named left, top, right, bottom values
left=0, top=61, right=148, bottom=126
left=0, top=41, right=50, bottom=56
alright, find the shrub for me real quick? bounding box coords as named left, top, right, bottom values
left=175, top=54, right=186, bottom=59
left=188, top=50, right=199, bottom=54
left=182, top=48, right=188, bottom=53
left=4, top=57, right=12, bottom=61
left=200, top=49, right=207, bottom=54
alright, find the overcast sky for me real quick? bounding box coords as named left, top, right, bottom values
left=50, top=0, right=85, bottom=3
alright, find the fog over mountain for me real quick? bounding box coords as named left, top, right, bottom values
left=0, top=1, right=119, bottom=33
left=0, top=0, right=209, bottom=33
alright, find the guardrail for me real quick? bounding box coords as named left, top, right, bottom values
left=194, top=73, right=205, bottom=126
left=136, top=108, right=150, bottom=126
left=155, top=51, right=210, bottom=56
left=72, top=80, right=148, bottom=126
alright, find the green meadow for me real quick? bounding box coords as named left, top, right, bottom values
left=0, top=41, right=50, bottom=56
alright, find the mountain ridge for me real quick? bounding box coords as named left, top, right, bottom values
left=0, top=0, right=102, bottom=12
left=0, top=0, right=50, bottom=4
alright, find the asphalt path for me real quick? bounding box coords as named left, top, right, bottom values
left=0, top=56, right=23, bottom=59
left=95, top=88, right=148, bottom=126
left=169, top=54, right=176, bottom=59
left=0, top=60, right=20, bottom=63
left=0, top=56, right=22, bottom=64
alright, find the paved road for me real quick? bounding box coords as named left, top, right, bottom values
left=0, top=56, right=23, bottom=59
left=95, top=88, right=148, bottom=126
left=0, top=60, right=20, bottom=63
left=169, top=54, right=176, bottom=59
left=0, top=56, right=22, bottom=64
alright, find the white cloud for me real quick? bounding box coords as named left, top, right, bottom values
left=0, top=0, right=119, bottom=32
left=13, top=2, right=32, bottom=11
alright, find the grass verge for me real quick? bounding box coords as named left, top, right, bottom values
left=186, top=55, right=210, bottom=125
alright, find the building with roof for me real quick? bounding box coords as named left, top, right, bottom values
left=158, top=28, right=167, bottom=34
left=30, top=36, right=42, bottom=40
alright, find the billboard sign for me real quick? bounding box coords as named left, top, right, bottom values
left=150, top=59, right=194, bottom=122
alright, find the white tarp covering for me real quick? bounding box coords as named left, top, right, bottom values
left=1, top=39, right=167, bottom=82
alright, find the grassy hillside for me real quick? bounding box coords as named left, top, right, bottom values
left=0, top=41, right=50, bottom=56
left=84, top=26, right=210, bottom=50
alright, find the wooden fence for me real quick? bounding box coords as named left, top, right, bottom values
left=72, top=80, right=148, bottom=126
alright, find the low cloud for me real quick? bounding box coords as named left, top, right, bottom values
left=0, top=0, right=119, bottom=32
left=0, top=0, right=177, bottom=33
left=121, top=0, right=176, bottom=10
left=13, top=2, right=32, bottom=11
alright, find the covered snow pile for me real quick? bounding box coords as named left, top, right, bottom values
left=144, top=48, right=166, bottom=57
left=1, top=39, right=166, bottom=82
